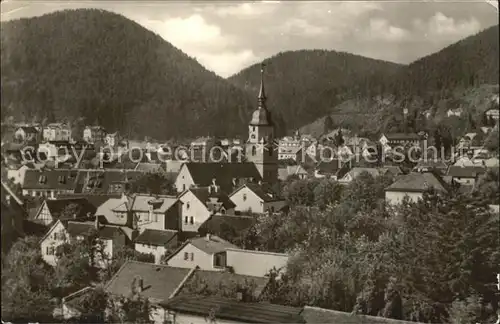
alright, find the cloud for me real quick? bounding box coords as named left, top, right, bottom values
left=278, top=18, right=329, bottom=37
left=213, top=2, right=278, bottom=17
left=198, top=50, right=260, bottom=77
left=360, top=18, right=410, bottom=42
left=414, top=12, right=481, bottom=39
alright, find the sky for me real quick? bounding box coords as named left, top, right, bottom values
left=1, top=0, right=498, bottom=77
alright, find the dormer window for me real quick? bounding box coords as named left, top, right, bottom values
left=38, top=175, right=47, bottom=184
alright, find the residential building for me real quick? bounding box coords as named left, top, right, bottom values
left=229, top=183, right=286, bottom=214
left=129, top=194, right=182, bottom=232
left=384, top=171, right=448, bottom=205
left=6, top=163, right=43, bottom=185
left=278, top=145, right=303, bottom=162
left=105, top=132, right=120, bottom=147
left=379, top=133, right=422, bottom=151
left=40, top=218, right=126, bottom=267
left=446, top=108, right=463, bottom=117
left=83, top=126, right=107, bottom=143
left=165, top=234, right=237, bottom=270
left=14, top=126, right=40, bottom=143
left=163, top=296, right=305, bottom=324
left=278, top=165, right=308, bottom=181
left=21, top=169, right=79, bottom=198
left=413, top=159, right=449, bottom=175
left=223, top=248, right=289, bottom=277
left=445, top=165, right=486, bottom=186
left=178, top=186, right=235, bottom=232
left=43, top=123, right=72, bottom=142
left=338, top=167, right=386, bottom=183
left=134, top=229, right=178, bottom=264
left=485, top=106, right=500, bottom=120
left=33, top=197, right=96, bottom=226
left=175, top=162, right=261, bottom=193
left=104, top=261, right=271, bottom=324
left=314, top=159, right=351, bottom=180
left=245, top=64, right=278, bottom=183
left=72, top=169, right=143, bottom=195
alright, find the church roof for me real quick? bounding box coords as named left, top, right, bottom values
left=250, top=63, right=273, bottom=127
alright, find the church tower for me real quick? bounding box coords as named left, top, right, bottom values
left=245, top=63, right=278, bottom=183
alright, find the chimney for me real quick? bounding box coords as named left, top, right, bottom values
left=206, top=233, right=211, bottom=241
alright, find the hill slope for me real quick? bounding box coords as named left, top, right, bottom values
left=232, top=25, right=499, bottom=137
left=227, top=50, right=403, bottom=132
left=0, top=9, right=255, bottom=140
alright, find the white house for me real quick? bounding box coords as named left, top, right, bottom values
left=14, top=126, right=40, bottom=143
left=134, top=229, right=178, bottom=264
left=40, top=218, right=126, bottom=268
left=447, top=108, right=463, bottom=117
left=43, top=123, right=71, bottom=142
left=83, top=126, right=107, bottom=144
left=178, top=186, right=235, bottom=232
left=165, top=234, right=237, bottom=271
left=384, top=172, right=448, bottom=205
left=129, top=194, right=182, bottom=232
left=229, top=183, right=286, bottom=214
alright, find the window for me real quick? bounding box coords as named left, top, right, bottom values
left=190, top=253, right=194, bottom=261
left=153, top=213, right=158, bottom=222
left=184, top=216, right=188, bottom=224
left=46, top=247, right=55, bottom=255
left=243, top=193, right=247, bottom=201
left=186, top=203, right=190, bottom=210
left=38, top=175, right=47, bottom=184
left=58, top=176, right=66, bottom=184
left=252, top=146, right=257, bottom=156
left=189, top=216, right=194, bottom=225
left=182, top=184, right=186, bottom=191
left=184, top=252, right=189, bottom=260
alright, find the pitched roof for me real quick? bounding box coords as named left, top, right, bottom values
left=55, top=193, right=120, bottom=208
left=130, top=194, right=178, bottom=213
left=134, top=162, right=164, bottom=173
left=197, top=214, right=256, bottom=235
left=73, top=169, right=143, bottom=194
left=163, top=296, right=305, bottom=323
left=18, top=126, right=38, bottom=133
left=343, top=167, right=382, bottom=180
left=177, top=269, right=270, bottom=299
left=183, top=163, right=261, bottom=192
left=43, top=198, right=97, bottom=220
left=382, top=133, right=420, bottom=141
left=385, top=172, right=448, bottom=193
left=134, top=229, right=177, bottom=246
left=189, top=235, right=238, bottom=254
left=66, top=221, right=125, bottom=240
left=22, top=169, right=79, bottom=190
left=302, top=306, right=424, bottom=324
left=104, top=261, right=192, bottom=302
left=230, top=183, right=282, bottom=203
left=446, top=166, right=486, bottom=178
left=187, top=187, right=236, bottom=212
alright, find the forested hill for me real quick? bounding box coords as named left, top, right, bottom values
left=0, top=9, right=256, bottom=140
left=227, top=50, right=404, bottom=132
left=230, top=25, right=499, bottom=136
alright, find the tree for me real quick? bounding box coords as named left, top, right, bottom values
left=1, top=236, right=56, bottom=322
left=334, top=129, right=345, bottom=147
left=313, top=179, right=343, bottom=210
left=107, top=293, right=153, bottom=323
left=129, top=171, right=175, bottom=195
left=324, top=115, right=334, bottom=134
left=484, top=128, right=499, bottom=154
left=282, top=178, right=320, bottom=206
left=67, top=286, right=108, bottom=323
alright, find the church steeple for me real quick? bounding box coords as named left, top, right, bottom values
left=258, top=63, right=267, bottom=109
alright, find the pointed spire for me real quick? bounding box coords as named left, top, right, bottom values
left=258, top=62, right=267, bottom=108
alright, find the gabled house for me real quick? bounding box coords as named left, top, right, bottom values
left=379, top=133, right=422, bottom=151
left=40, top=218, right=126, bottom=267
left=14, top=126, right=40, bottom=143
left=175, top=162, right=261, bottom=193
left=445, top=165, right=486, bottom=186
left=134, top=229, right=178, bottom=264
left=130, top=194, right=182, bottom=232
left=278, top=145, right=303, bottom=162
left=83, top=126, right=107, bottom=144
left=314, top=159, right=351, bottom=180
left=21, top=169, right=79, bottom=198
left=33, top=197, right=96, bottom=226
left=6, top=162, right=43, bottom=185
left=278, top=164, right=308, bottom=181
left=72, top=169, right=143, bottom=195
left=43, top=123, right=71, bottom=142
left=178, top=185, right=235, bottom=232
left=229, top=183, right=286, bottom=214
left=338, top=167, right=384, bottom=183
left=164, top=234, right=237, bottom=271
left=384, top=171, right=448, bottom=205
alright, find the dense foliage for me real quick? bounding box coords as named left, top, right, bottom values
left=212, top=174, right=500, bottom=323
left=1, top=9, right=256, bottom=140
